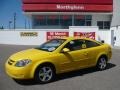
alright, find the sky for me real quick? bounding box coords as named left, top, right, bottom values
left=0, top=0, right=31, bottom=29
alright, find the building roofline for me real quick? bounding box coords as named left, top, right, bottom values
left=23, top=12, right=113, bottom=16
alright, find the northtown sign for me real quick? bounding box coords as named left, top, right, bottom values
left=56, top=4, right=84, bottom=10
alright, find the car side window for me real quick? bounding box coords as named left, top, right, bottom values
left=85, top=40, right=100, bottom=48
left=64, top=40, right=85, bottom=51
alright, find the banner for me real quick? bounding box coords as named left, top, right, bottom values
left=74, top=32, right=95, bottom=40
left=20, top=32, right=38, bottom=37
left=47, top=32, right=69, bottom=40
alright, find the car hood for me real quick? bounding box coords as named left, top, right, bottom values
left=9, top=48, right=52, bottom=61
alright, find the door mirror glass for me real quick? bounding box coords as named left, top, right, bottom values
left=62, top=48, right=70, bottom=53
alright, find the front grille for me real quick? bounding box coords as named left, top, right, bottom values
left=8, top=59, right=15, bottom=65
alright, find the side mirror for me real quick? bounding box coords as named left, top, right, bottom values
left=101, top=40, right=104, bottom=43
left=62, top=48, right=70, bottom=53
left=82, top=44, right=86, bottom=49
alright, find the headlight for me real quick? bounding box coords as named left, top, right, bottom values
left=15, top=59, right=31, bottom=67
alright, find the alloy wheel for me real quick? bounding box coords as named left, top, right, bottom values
left=38, top=66, right=53, bottom=82
left=97, top=57, right=107, bottom=70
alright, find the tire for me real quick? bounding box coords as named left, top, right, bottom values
left=35, top=65, right=55, bottom=84
left=96, top=56, right=107, bottom=71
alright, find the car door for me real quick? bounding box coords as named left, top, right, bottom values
left=84, top=40, right=101, bottom=66
left=58, top=39, right=90, bottom=72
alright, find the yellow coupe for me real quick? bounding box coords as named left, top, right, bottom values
left=5, top=37, right=112, bottom=83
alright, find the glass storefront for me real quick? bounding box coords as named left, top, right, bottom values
left=60, top=15, right=72, bottom=28
left=33, top=15, right=110, bottom=29
left=74, top=15, right=92, bottom=26
left=33, top=15, right=92, bottom=29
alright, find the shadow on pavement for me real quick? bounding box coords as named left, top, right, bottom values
left=14, top=63, right=116, bottom=86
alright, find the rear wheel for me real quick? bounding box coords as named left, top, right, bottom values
left=96, top=56, right=107, bottom=70
left=35, top=65, right=55, bottom=84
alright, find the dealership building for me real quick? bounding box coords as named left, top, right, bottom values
left=23, top=0, right=114, bottom=30
left=1, top=0, right=120, bottom=46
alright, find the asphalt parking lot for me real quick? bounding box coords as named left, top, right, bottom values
left=0, top=44, right=120, bottom=90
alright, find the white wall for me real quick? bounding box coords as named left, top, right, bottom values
left=98, top=30, right=111, bottom=45
left=111, top=0, right=120, bottom=27
left=114, top=30, right=120, bottom=46
left=111, top=26, right=120, bottom=46
left=0, top=27, right=112, bottom=45
left=0, top=30, right=45, bottom=45
left=0, top=29, right=68, bottom=45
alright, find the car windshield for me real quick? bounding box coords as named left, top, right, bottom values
left=36, top=39, right=66, bottom=52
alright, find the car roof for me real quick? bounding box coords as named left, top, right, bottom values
left=63, top=37, right=102, bottom=45
left=63, top=37, right=94, bottom=41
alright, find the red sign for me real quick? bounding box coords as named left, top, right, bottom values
left=47, top=32, right=69, bottom=40
left=74, top=32, right=95, bottom=40
left=23, top=0, right=113, bottom=5
left=23, top=4, right=113, bottom=12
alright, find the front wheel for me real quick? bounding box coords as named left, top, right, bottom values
left=96, top=57, right=107, bottom=70
left=35, top=65, right=55, bottom=84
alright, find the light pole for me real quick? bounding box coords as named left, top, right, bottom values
left=25, top=19, right=27, bottom=29
left=13, top=13, right=16, bottom=29
left=9, top=21, right=12, bottom=29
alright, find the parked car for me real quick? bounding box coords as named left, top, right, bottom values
left=5, top=37, right=112, bottom=83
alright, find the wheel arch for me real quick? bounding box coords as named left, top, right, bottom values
left=96, top=53, right=108, bottom=65
left=30, top=61, right=56, bottom=78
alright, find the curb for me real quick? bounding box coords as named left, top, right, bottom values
left=112, top=46, right=120, bottom=49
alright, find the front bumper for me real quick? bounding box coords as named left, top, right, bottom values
left=5, top=62, right=33, bottom=79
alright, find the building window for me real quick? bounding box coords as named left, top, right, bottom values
left=74, top=15, right=85, bottom=26
left=34, top=15, right=46, bottom=26
left=104, top=21, right=110, bottom=29
left=47, top=15, right=59, bottom=25
left=97, top=21, right=110, bottom=29
left=60, top=15, right=72, bottom=28
left=97, top=21, right=103, bottom=29
left=74, top=15, right=92, bottom=26
left=85, top=15, right=92, bottom=26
